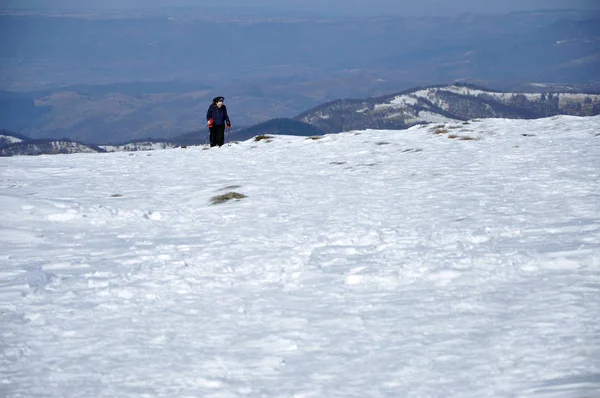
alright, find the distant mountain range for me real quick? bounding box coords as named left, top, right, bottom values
left=0, top=131, right=183, bottom=157
left=2, top=84, right=599, bottom=156
left=295, top=84, right=600, bottom=132
left=0, top=137, right=105, bottom=156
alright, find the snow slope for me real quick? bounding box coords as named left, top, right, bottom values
left=1, top=115, right=599, bottom=397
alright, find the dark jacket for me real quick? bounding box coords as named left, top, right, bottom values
left=206, top=104, right=230, bottom=126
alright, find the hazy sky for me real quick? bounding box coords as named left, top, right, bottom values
left=3, top=0, right=600, bottom=16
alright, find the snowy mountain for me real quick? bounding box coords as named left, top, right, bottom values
left=296, top=84, right=600, bottom=132
left=0, top=134, right=23, bottom=147
left=1, top=115, right=599, bottom=397
left=0, top=130, right=27, bottom=148
left=0, top=137, right=181, bottom=157
left=0, top=139, right=106, bottom=157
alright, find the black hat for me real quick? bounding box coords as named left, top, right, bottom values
left=213, top=96, right=225, bottom=103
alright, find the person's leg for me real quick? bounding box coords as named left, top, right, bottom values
left=217, top=125, right=226, bottom=147
left=209, top=127, right=218, bottom=147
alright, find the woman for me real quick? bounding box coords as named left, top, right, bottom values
left=206, top=96, right=231, bottom=147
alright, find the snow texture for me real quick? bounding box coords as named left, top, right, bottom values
left=1, top=115, right=600, bottom=397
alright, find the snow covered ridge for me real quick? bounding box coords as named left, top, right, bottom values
left=99, top=141, right=179, bottom=152
left=0, top=138, right=181, bottom=157
left=0, top=134, right=23, bottom=146
left=0, top=140, right=103, bottom=157
left=1, top=115, right=599, bottom=397
left=297, top=84, right=600, bottom=133
left=0, top=128, right=186, bottom=157
left=392, top=85, right=600, bottom=115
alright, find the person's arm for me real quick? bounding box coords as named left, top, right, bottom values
left=206, top=105, right=213, bottom=121
left=224, top=106, right=231, bottom=126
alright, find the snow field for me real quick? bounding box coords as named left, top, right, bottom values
left=1, top=115, right=599, bottom=397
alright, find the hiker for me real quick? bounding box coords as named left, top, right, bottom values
left=206, top=96, right=231, bottom=147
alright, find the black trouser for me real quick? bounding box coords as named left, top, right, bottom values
left=209, top=124, right=226, bottom=147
